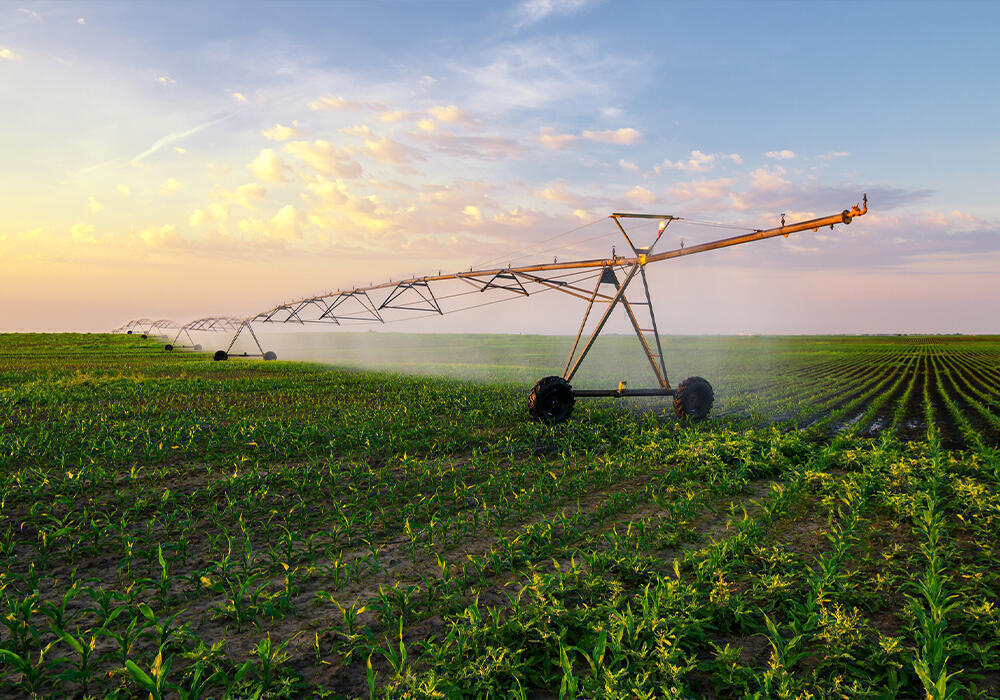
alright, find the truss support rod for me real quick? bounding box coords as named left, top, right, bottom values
left=516, top=270, right=616, bottom=303
left=564, top=263, right=641, bottom=383
left=640, top=265, right=669, bottom=388
left=244, top=322, right=265, bottom=354
left=618, top=294, right=669, bottom=389
left=225, top=323, right=245, bottom=353
left=563, top=270, right=610, bottom=378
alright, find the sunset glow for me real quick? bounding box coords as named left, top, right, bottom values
left=2, top=1, right=997, bottom=333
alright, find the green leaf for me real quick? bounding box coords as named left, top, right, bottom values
left=59, top=631, right=84, bottom=654
left=125, top=659, right=155, bottom=690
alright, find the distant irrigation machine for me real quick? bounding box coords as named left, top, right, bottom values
left=120, top=197, right=867, bottom=422
left=113, top=318, right=178, bottom=340
left=164, top=316, right=244, bottom=353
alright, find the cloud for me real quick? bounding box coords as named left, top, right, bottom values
left=618, top=159, right=638, bottom=171
left=117, top=184, right=131, bottom=196
left=463, top=205, right=483, bottom=223
left=130, top=115, right=228, bottom=164
left=238, top=205, right=305, bottom=241
left=302, top=176, right=391, bottom=235
left=625, top=185, right=657, bottom=204
left=459, top=38, right=637, bottom=113
left=308, top=95, right=367, bottom=111
left=284, top=139, right=362, bottom=178
left=379, top=110, right=412, bottom=123
left=765, top=149, right=796, bottom=160
left=160, top=177, right=181, bottom=195
left=410, top=131, right=525, bottom=160
left=76, top=17, right=85, bottom=25
left=0, top=48, right=21, bottom=61
left=174, top=147, right=186, bottom=154
left=818, top=151, right=850, bottom=160
left=657, top=149, right=740, bottom=173
left=249, top=148, right=291, bottom=182
left=748, top=168, right=789, bottom=192
left=514, top=0, right=592, bottom=27
left=667, top=177, right=736, bottom=203
left=536, top=181, right=578, bottom=204
left=17, top=8, right=41, bottom=20
left=582, top=127, right=642, bottom=145
left=137, top=224, right=178, bottom=248
left=87, top=196, right=103, bottom=213
left=428, top=105, right=474, bottom=126
left=189, top=183, right=267, bottom=228
left=538, top=126, right=577, bottom=150
left=155, top=75, right=176, bottom=86
left=339, top=124, right=373, bottom=137
left=363, top=137, right=425, bottom=166
left=417, top=119, right=437, bottom=132
left=270, top=205, right=304, bottom=239
left=230, top=91, right=248, bottom=102
left=262, top=123, right=299, bottom=141
left=70, top=223, right=96, bottom=244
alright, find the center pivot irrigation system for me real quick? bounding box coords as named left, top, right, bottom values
left=120, top=197, right=867, bottom=422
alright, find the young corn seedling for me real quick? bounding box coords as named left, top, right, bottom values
left=125, top=647, right=175, bottom=700
left=251, top=635, right=292, bottom=694
left=53, top=628, right=100, bottom=695
left=0, top=643, right=57, bottom=696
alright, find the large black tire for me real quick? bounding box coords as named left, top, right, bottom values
left=127, top=330, right=133, bottom=335
left=213, top=350, right=228, bottom=362
left=528, top=376, right=575, bottom=423
left=193, top=344, right=203, bottom=351
left=263, top=351, right=277, bottom=361
left=164, top=344, right=173, bottom=351
left=673, top=376, right=714, bottom=421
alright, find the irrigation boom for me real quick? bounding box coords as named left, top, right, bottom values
left=253, top=200, right=868, bottom=312
left=127, top=196, right=869, bottom=422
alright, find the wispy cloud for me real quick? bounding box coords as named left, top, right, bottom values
left=0, top=48, right=21, bottom=61
left=131, top=114, right=231, bottom=165
left=262, top=123, right=299, bottom=141
left=582, top=127, right=642, bottom=145
left=765, top=149, right=796, bottom=160
left=657, top=150, right=741, bottom=173
left=284, top=139, right=362, bottom=178
left=514, top=0, right=594, bottom=28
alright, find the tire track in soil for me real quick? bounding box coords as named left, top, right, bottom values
left=896, top=352, right=931, bottom=442
left=858, top=350, right=922, bottom=439
left=820, top=349, right=916, bottom=438
left=765, top=356, right=899, bottom=431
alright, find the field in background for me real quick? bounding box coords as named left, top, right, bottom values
left=1, top=333, right=999, bottom=698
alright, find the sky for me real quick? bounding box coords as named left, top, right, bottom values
left=1, top=0, right=998, bottom=334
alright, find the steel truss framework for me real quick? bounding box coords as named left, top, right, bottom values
left=113, top=318, right=178, bottom=336
left=115, top=198, right=868, bottom=409
left=226, top=199, right=867, bottom=396
left=167, top=317, right=244, bottom=350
